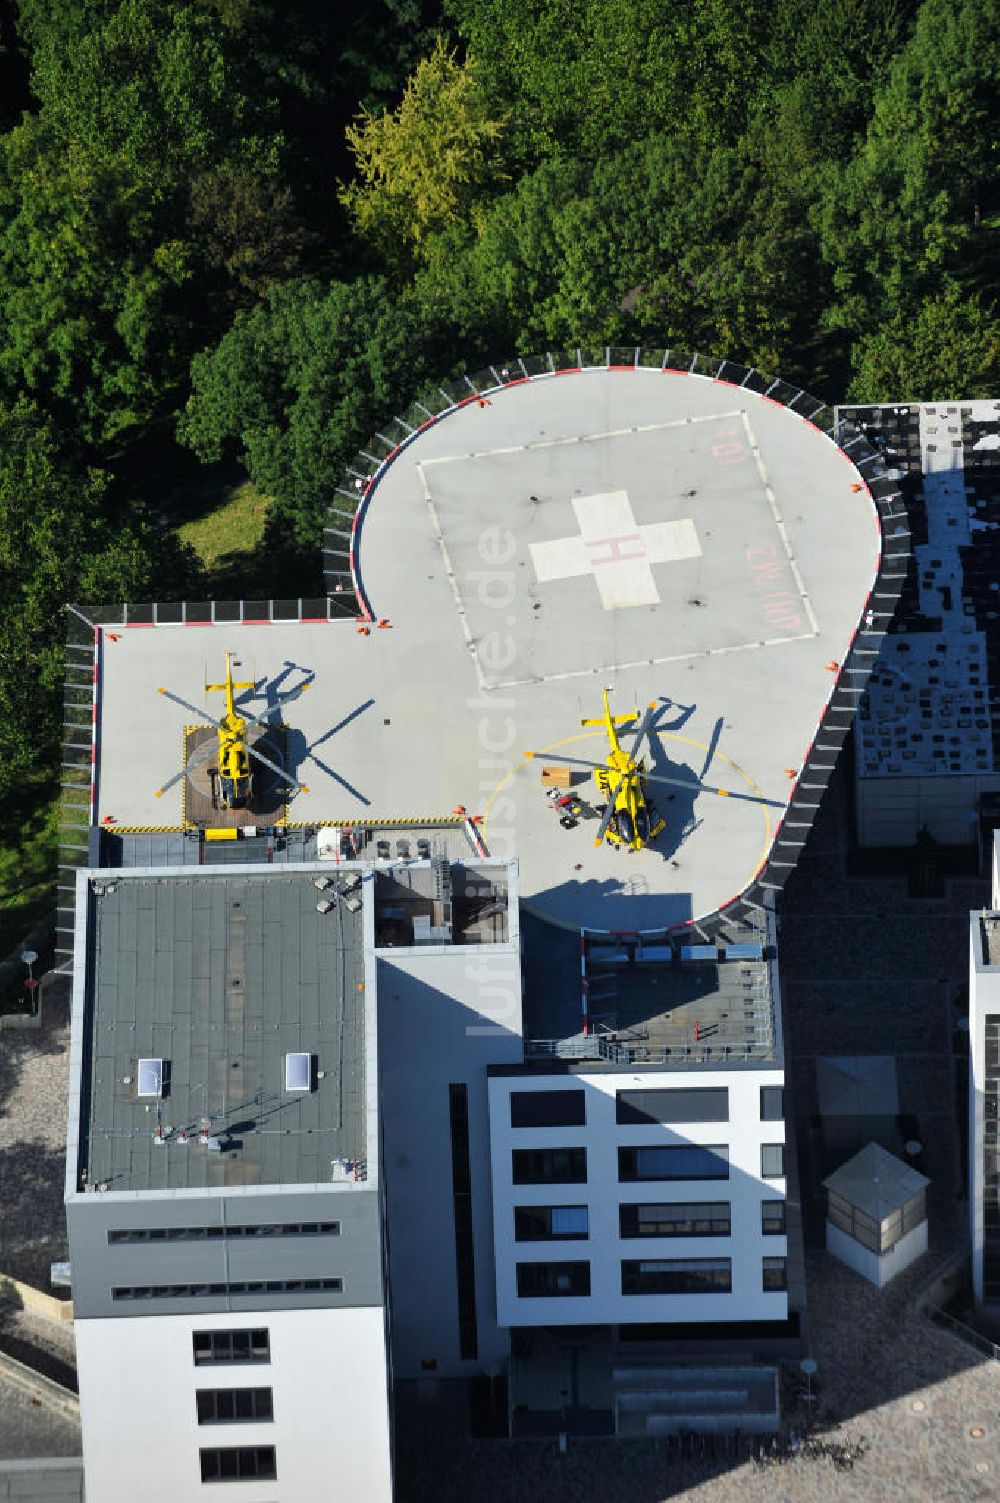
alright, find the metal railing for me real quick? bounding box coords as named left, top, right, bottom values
left=524, top=1034, right=776, bottom=1066
left=927, top=1304, right=1000, bottom=1361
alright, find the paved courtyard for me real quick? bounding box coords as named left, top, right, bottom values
left=397, top=1247, right=1000, bottom=1503
left=0, top=976, right=72, bottom=1291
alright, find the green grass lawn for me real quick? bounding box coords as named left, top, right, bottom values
left=175, top=475, right=322, bottom=599
left=178, top=478, right=270, bottom=570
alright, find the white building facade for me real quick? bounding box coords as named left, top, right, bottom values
left=488, top=1067, right=788, bottom=1329
left=969, top=841, right=1000, bottom=1306
left=74, top=1305, right=393, bottom=1501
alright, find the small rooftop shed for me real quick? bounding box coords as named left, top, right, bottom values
left=823, top=1141, right=929, bottom=1288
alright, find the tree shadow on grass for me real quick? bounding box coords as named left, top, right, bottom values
left=201, top=512, right=325, bottom=601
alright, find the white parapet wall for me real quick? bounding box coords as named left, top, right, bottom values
left=970, top=903, right=1000, bottom=1305
left=826, top=1218, right=928, bottom=1289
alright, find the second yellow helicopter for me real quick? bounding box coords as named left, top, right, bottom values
left=526, top=688, right=746, bottom=853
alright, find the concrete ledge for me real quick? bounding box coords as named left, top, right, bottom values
left=0, top=1278, right=74, bottom=1324
left=0, top=1010, right=40, bottom=1032
left=0, top=1457, right=83, bottom=1503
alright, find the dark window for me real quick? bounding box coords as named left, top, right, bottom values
left=761, top=1144, right=785, bottom=1179
left=199, top=1446, right=277, bottom=1483
left=616, top=1089, right=728, bottom=1125
left=761, top=1200, right=786, bottom=1235
left=516, top=1261, right=590, bottom=1297
left=448, top=1084, right=478, bottom=1360
left=618, top=1145, right=729, bottom=1182
left=760, top=1086, right=784, bottom=1122
left=193, top=1330, right=270, bottom=1366
left=510, top=1089, right=586, bottom=1128
left=763, top=1257, right=787, bottom=1291
left=621, top=1258, right=732, bottom=1295
left=512, top=1147, right=587, bottom=1184
left=619, top=1202, right=731, bottom=1238
left=117, top=1279, right=342, bottom=1303
left=514, top=1205, right=589, bottom=1240
left=109, top=1221, right=340, bottom=1245
left=196, top=1388, right=273, bottom=1425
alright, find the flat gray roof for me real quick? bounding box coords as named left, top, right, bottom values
left=518, top=911, right=779, bottom=1066
left=78, top=871, right=367, bottom=1193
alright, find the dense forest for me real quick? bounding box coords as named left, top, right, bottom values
left=0, top=0, right=997, bottom=953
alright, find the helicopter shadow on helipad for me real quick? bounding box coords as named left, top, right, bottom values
left=248, top=661, right=316, bottom=718
left=639, top=697, right=707, bottom=864
left=641, top=738, right=702, bottom=863
left=282, top=700, right=376, bottom=809
left=240, top=664, right=374, bottom=810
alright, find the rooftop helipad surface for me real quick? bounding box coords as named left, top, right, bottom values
left=94, top=368, right=884, bottom=931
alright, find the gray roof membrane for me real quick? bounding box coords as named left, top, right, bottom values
left=80, top=871, right=366, bottom=1192
left=519, top=910, right=779, bottom=1066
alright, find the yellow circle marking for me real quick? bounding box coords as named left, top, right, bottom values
left=482, top=726, right=774, bottom=888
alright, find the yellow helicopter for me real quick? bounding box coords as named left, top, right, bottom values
left=155, top=652, right=308, bottom=808
left=528, top=687, right=768, bottom=853
left=526, top=690, right=665, bottom=851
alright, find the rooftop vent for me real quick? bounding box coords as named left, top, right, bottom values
left=285, top=1052, right=313, bottom=1093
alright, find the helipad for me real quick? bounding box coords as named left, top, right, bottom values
left=93, top=367, right=888, bottom=932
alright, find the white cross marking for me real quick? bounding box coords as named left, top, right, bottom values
left=530, top=491, right=702, bottom=609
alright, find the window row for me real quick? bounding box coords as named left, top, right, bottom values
left=193, top=1329, right=270, bottom=1366
left=108, top=1220, right=340, bottom=1245
left=514, top=1201, right=786, bottom=1240
left=827, top=1189, right=926, bottom=1255
left=197, top=1387, right=273, bottom=1425
left=514, top=1256, right=788, bottom=1297
left=114, top=1277, right=343, bottom=1302
left=200, top=1446, right=276, bottom=1484
left=512, top=1144, right=785, bottom=1184
left=509, top=1086, right=784, bottom=1129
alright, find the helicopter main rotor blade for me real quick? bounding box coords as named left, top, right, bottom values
left=640, top=769, right=784, bottom=809
left=523, top=751, right=606, bottom=772
left=153, top=737, right=216, bottom=799
left=246, top=741, right=309, bottom=796
left=528, top=748, right=784, bottom=810
left=158, top=685, right=225, bottom=730
left=594, top=774, right=627, bottom=846
left=629, top=700, right=660, bottom=759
